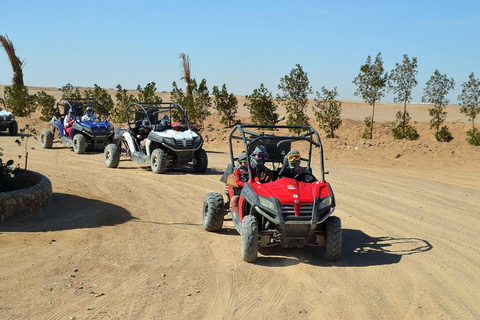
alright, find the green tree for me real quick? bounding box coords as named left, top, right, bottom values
left=37, top=91, right=57, bottom=121
left=212, top=84, right=238, bottom=127
left=353, top=52, right=388, bottom=139
left=3, top=85, right=37, bottom=117
left=277, top=64, right=312, bottom=134
left=245, top=84, right=279, bottom=125
left=422, top=70, right=455, bottom=142
left=137, top=82, right=162, bottom=103
left=313, top=86, right=342, bottom=138
left=458, top=72, right=480, bottom=145
left=113, top=84, right=136, bottom=123
left=62, top=87, right=82, bottom=99
left=388, top=54, right=419, bottom=140
left=83, top=84, right=115, bottom=117
left=191, top=78, right=211, bottom=126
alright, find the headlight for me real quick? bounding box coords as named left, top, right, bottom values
left=163, top=137, right=175, bottom=145
left=318, top=196, right=332, bottom=210
left=259, top=196, right=276, bottom=212
left=83, top=126, right=93, bottom=134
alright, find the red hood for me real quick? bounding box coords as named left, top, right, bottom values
left=249, top=177, right=331, bottom=205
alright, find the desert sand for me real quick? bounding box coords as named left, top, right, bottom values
left=0, top=86, right=479, bottom=319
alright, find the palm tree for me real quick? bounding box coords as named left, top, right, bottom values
left=179, top=53, right=192, bottom=97
left=0, top=34, right=24, bottom=86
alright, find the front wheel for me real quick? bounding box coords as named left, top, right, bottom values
left=40, top=129, right=54, bottom=149
left=9, top=121, right=18, bottom=136
left=202, top=192, right=225, bottom=232
left=73, top=134, right=87, bottom=154
left=151, top=148, right=168, bottom=174
left=325, top=216, right=342, bottom=261
left=242, top=215, right=258, bottom=262
left=104, top=143, right=120, bottom=168
left=193, top=148, right=208, bottom=173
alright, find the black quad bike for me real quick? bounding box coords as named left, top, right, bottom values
left=202, top=124, right=341, bottom=262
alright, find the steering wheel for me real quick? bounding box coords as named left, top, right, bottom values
left=293, top=172, right=317, bottom=183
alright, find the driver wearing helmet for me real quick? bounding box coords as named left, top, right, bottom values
left=250, top=145, right=274, bottom=183
left=156, top=114, right=173, bottom=131
left=137, top=119, right=152, bottom=148
left=230, top=151, right=249, bottom=214
left=81, top=107, right=98, bottom=122
left=279, top=150, right=312, bottom=180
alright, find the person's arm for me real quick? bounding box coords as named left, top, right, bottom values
left=234, top=168, right=245, bottom=187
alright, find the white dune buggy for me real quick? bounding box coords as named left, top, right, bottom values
left=104, top=102, right=208, bottom=174
left=0, top=98, right=18, bottom=136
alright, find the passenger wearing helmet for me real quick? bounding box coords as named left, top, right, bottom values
left=279, top=150, right=312, bottom=180
left=81, top=107, right=98, bottom=122
left=230, top=151, right=249, bottom=214
left=250, top=145, right=274, bottom=183
left=156, top=114, right=173, bottom=131
left=64, top=109, right=75, bottom=137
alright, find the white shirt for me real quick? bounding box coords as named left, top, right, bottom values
left=82, top=113, right=97, bottom=122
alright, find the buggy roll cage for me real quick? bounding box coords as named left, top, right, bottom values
left=125, top=102, right=191, bottom=130
left=56, top=98, right=105, bottom=120
left=228, top=124, right=326, bottom=182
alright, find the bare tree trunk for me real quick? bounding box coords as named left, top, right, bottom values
left=179, top=53, right=192, bottom=97
left=0, top=34, right=24, bottom=86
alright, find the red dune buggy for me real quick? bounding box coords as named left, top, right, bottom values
left=202, top=124, right=341, bottom=262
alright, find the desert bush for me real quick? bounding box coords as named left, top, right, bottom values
left=37, top=91, right=57, bottom=122
left=362, top=116, right=374, bottom=139
left=435, top=125, right=454, bottom=143
left=277, top=64, right=312, bottom=134
left=137, top=82, right=162, bottom=103
left=245, top=84, right=279, bottom=126
left=313, top=86, right=342, bottom=138
left=392, top=111, right=419, bottom=140
left=172, top=79, right=212, bottom=126
left=3, top=84, right=37, bottom=117
left=112, top=85, right=136, bottom=123
left=61, top=87, right=82, bottom=99
left=15, top=124, right=37, bottom=170
left=213, top=84, right=238, bottom=127
left=466, top=128, right=480, bottom=146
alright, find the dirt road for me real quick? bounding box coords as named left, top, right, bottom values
left=1, top=129, right=479, bottom=319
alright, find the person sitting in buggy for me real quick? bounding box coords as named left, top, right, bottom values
left=81, top=107, right=98, bottom=122
left=135, top=119, right=152, bottom=148
left=64, top=109, right=75, bottom=137
left=230, top=152, right=249, bottom=214
left=250, top=145, right=274, bottom=183
left=156, top=114, right=173, bottom=131
left=278, top=150, right=315, bottom=182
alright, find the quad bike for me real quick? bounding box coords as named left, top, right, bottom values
left=104, top=102, right=208, bottom=174
left=202, top=124, right=341, bottom=262
left=0, top=97, right=18, bottom=136
left=39, top=98, right=114, bottom=154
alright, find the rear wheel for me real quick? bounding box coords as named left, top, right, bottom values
left=325, top=216, right=342, bottom=261
left=73, top=134, right=87, bottom=154
left=242, top=215, right=258, bottom=262
left=40, top=129, right=54, bottom=149
left=202, top=192, right=225, bottom=231
left=151, top=148, right=168, bottom=174
left=193, top=148, right=208, bottom=173
left=8, top=121, right=18, bottom=136
left=104, top=143, right=120, bottom=168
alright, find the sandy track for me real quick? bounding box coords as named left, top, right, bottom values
left=0, top=133, right=479, bottom=319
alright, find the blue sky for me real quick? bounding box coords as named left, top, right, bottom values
left=1, top=0, right=479, bottom=103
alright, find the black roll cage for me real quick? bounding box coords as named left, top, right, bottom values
left=56, top=98, right=105, bottom=120
left=125, top=102, right=190, bottom=130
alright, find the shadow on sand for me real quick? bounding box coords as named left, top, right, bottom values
left=0, top=193, right=135, bottom=232
left=221, top=228, right=432, bottom=267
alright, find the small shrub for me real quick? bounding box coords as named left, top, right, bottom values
left=37, top=91, right=57, bottom=122
left=466, top=128, right=480, bottom=146
left=362, top=116, right=374, bottom=139
left=435, top=125, right=454, bottom=142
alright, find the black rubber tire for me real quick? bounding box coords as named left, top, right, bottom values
left=242, top=215, right=258, bottom=262
left=325, top=216, right=342, bottom=261
left=193, top=148, right=208, bottom=173
left=40, top=129, right=54, bottom=149
left=8, top=121, right=18, bottom=136
left=151, top=148, right=168, bottom=174
left=104, top=143, right=120, bottom=168
left=73, top=134, right=87, bottom=154
left=202, top=192, right=225, bottom=232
